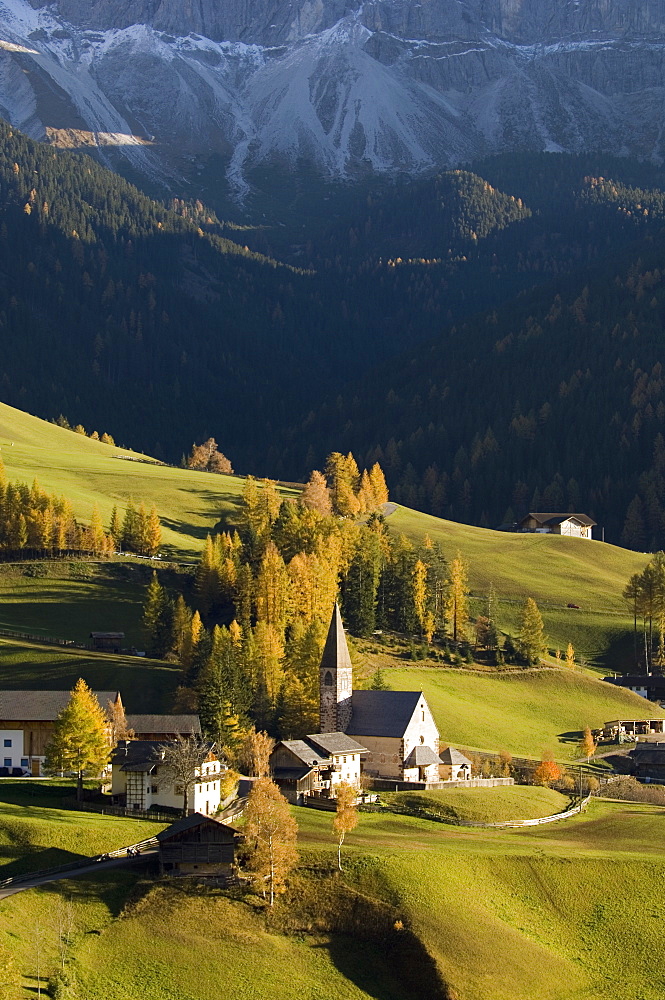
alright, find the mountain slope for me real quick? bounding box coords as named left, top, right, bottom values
left=2, top=0, right=665, bottom=194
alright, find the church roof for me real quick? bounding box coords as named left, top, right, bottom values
left=404, top=745, right=441, bottom=768
left=347, top=690, right=425, bottom=738
left=306, top=732, right=367, bottom=755
left=320, top=603, right=353, bottom=675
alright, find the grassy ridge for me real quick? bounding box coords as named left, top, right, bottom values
left=383, top=785, right=569, bottom=823
left=0, top=401, right=249, bottom=560
left=383, top=666, right=665, bottom=758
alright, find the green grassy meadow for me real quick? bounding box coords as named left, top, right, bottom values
left=296, top=799, right=665, bottom=1000
left=0, top=401, right=254, bottom=560
left=3, top=788, right=665, bottom=1000
left=382, top=665, right=665, bottom=758
left=383, top=784, right=570, bottom=823
left=0, top=639, right=182, bottom=712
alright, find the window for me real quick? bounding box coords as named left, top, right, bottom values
left=422, top=712, right=425, bottom=721
left=151, top=785, right=158, bottom=793
left=21, top=759, right=28, bottom=768
left=175, top=785, right=184, bottom=795
left=324, top=670, right=333, bottom=686
left=343, top=756, right=347, bottom=763
left=3, top=759, right=11, bottom=767
left=3, top=739, right=11, bottom=748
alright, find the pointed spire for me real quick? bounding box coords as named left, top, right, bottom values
left=320, top=602, right=353, bottom=674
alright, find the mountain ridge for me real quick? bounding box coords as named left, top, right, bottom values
left=2, top=0, right=665, bottom=196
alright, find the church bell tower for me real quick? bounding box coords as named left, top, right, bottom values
left=319, top=603, right=353, bottom=733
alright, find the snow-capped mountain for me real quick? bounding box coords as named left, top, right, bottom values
left=2, top=0, right=665, bottom=196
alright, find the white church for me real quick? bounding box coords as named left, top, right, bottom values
left=319, top=604, right=444, bottom=784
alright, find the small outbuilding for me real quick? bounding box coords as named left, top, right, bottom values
left=439, top=746, right=473, bottom=781
left=156, top=813, right=239, bottom=877
left=90, top=632, right=125, bottom=652
left=631, top=740, right=665, bottom=782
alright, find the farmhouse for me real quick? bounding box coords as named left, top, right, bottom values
left=156, top=813, right=239, bottom=878
left=319, top=604, right=441, bottom=784
left=0, top=690, right=201, bottom=776
left=110, top=739, right=223, bottom=815
left=603, top=674, right=665, bottom=707
left=270, top=731, right=366, bottom=803
left=516, top=512, right=596, bottom=538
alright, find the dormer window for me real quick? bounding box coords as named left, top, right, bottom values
left=324, top=671, right=333, bottom=686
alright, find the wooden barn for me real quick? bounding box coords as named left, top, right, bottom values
left=156, top=813, right=239, bottom=877
left=90, top=632, right=125, bottom=652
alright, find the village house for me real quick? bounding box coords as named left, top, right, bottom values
left=515, top=512, right=596, bottom=538
left=156, top=813, right=239, bottom=878
left=0, top=690, right=200, bottom=776
left=110, top=739, right=223, bottom=815
left=270, top=731, right=366, bottom=803
left=318, top=604, right=441, bottom=784
left=603, top=674, right=665, bottom=708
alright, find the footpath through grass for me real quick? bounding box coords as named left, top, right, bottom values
left=382, top=664, right=665, bottom=759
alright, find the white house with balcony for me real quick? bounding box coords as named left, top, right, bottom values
left=110, top=740, right=223, bottom=815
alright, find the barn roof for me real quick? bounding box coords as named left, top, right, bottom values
left=272, top=766, right=315, bottom=781
left=306, top=732, right=367, bottom=755
left=404, top=745, right=441, bottom=767
left=156, top=812, right=239, bottom=841
left=0, top=690, right=119, bottom=721
left=439, top=746, right=473, bottom=767
left=347, top=690, right=425, bottom=738
left=278, top=740, right=329, bottom=766
left=127, top=714, right=201, bottom=735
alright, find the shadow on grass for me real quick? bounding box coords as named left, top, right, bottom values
left=321, top=930, right=451, bottom=1000
left=557, top=730, right=584, bottom=744
left=39, top=867, right=151, bottom=918
left=0, top=847, right=89, bottom=881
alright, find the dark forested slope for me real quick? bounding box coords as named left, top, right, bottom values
left=3, top=123, right=665, bottom=549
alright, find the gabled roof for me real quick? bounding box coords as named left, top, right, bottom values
left=0, top=690, right=119, bottom=721
left=306, top=732, right=367, bottom=755
left=520, top=512, right=596, bottom=527
left=277, top=740, right=329, bottom=766
left=127, top=714, right=201, bottom=735
left=320, top=603, right=353, bottom=675
left=111, top=739, right=167, bottom=771
left=439, top=747, right=472, bottom=767
left=155, top=812, right=239, bottom=841
left=404, top=745, right=441, bottom=767
left=348, top=690, right=428, bottom=739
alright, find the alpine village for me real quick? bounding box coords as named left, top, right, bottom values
left=5, top=3, right=665, bottom=999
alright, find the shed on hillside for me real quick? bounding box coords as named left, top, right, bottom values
left=90, top=632, right=125, bottom=652
left=156, top=813, right=239, bottom=877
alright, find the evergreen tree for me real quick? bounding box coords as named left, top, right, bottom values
left=516, top=597, right=546, bottom=666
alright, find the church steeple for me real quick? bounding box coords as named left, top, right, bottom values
left=319, top=603, right=353, bottom=733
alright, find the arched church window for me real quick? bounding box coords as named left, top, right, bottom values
left=419, top=735, right=425, bottom=744
left=324, top=671, right=333, bottom=686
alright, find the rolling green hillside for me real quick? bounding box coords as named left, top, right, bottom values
left=0, top=399, right=648, bottom=671
left=297, top=800, right=665, bottom=1000
left=383, top=666, right=664, bottom=759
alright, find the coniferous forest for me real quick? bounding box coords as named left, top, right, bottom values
left=3, top=119, right=665, bottom=546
